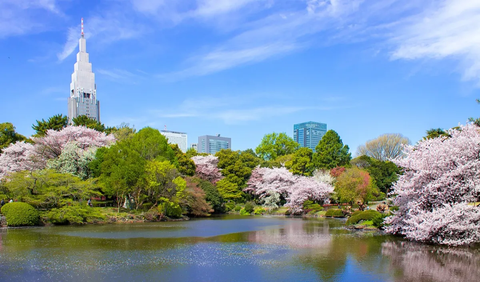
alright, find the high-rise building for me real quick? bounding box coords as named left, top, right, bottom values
left=191, top=143, right=198, bottom=151
left=161, top=130, right=188, bottom=152
left=198, top=134, right=231, bottom=154
left=68, top=18, right=100, bottom=124
left=294, top=121, right=327, bottom=152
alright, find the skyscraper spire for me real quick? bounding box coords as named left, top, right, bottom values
left=68, top=18, right=100, bottom=124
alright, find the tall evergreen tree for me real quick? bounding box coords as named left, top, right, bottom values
left=32, top=114, right=68, bottom=137
left=312, top=130, right=351, bottom=170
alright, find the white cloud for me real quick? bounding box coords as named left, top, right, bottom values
left=57, top=27, right=78, bottom=61
left=0, top=0, right=62, bottom=38
left=390, top=0, right=480, bottom=84
left=97, top=68, right=146, bottom=83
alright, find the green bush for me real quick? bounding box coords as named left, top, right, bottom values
left=225, top=202, right=235, bottom=212
left=158, top=199, right=183, bottom=218
left=303, top=200, right=324, bottom=212
left=1, top=202, right=39, bottom=226
left=234, top=204, right=243, bottom=212
left=254, top=207, right=266, bottom=215
left=372, top=214, right=388, bottom=228
left=325, top=209, right=344, bottom=218
left=390, top=205, right=399, bottom=212
left=46, top=204, right=106, bottom=225
left=239, top=208, right=250, bottom=216
left=244, top=202, right=255, bottom=213
left=346, top=210, right=382, bottom=225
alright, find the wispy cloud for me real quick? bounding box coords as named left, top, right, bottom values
left=151, top=94, right=344, bottom=124
left=57, top=8, right=148, bottom=61
left=97, top=68, right=146, bottom=83
left=390, top=0, right=480, bottom=84
left=0, top=0, right=62, bottom=38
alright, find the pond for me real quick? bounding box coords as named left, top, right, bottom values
left=0, top=215, right=479, bottom=282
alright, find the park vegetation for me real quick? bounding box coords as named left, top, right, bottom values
left=1, top=114, right=480, bottom=246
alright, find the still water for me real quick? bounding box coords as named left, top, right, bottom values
left=0, top=215, right=479, bottom=282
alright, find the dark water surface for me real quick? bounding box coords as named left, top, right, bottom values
left=0, top=215, right=479, bottom=282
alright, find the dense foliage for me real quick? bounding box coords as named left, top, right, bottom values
left=0, top=122, right=26, bottom=154
left=334, top=167, right=377, bottom=205
left=313, top=130, right=351, bottom=169
left=385, top=124, right=480, bottom=246
left=32, top=114, right=68, bottom=137
left=346, top=210, right=381, bottom=225
left=1, top=202, right=39, bottom=226
left=255, top=132, right=299, bottom=161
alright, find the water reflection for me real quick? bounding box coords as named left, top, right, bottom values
left=382, top=241, right=480, bottom=282
left=0, top=217, right=479, bottom=282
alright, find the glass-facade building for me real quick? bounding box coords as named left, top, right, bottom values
left=197, top=135, right=231, bottom=154
left=294, top=121, right=327, bottom=152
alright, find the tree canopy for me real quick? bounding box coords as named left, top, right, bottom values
left=357, top=133, right=410, bottom=161
left=312, top=130, right=351, bottom=170
left=255, top=132, right=299, bottom=161
left=32, top=114, right=68, bottom=137
left=0, top=122, right=26, bottom=154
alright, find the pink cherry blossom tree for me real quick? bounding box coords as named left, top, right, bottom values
left=246, top=166, right=333, bottom=212
left=191, top=155, right=223, bottom=184
left=385, top=124, right=480, bottom=246
left=0, top=126, right=115, bottom=179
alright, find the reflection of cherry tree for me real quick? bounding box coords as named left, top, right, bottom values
left=382, top=241, right=480, bottom=282
left=191, top=155, right=223, bottom=184
left=246, top=167, right=333, bottom=212
left=385, top=124, right=480, bottom=245
left=248, top=220, right=332, bottom=249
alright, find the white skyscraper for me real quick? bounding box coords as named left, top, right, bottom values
left=161, top=130, right=188, bottom=152
left=68, top=18, right=100, bottom=123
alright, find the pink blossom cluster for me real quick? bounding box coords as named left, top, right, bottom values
left=0, top=126, right=115, bottom=179
left=385, top=124, right=480, bottom=245
left=191, top=155, right=223, bottom=184
left=246, top=166, right=333, bottom=213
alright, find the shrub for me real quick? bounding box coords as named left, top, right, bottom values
left=239, top=208, right=251, bottom=216
left=254, top=207, right=266, bottom=215
left=325, top=209, right=344, bottom=218
left=372, top=214, right=388, bottom=228
left=244, top=202, right=255, bottom=213
left=158, top=198, right=183, bottom=218
left=303, top=200, right=323, bottom=212
left=1, top=202, right=39, bottom=226
left=234, top=204, right=243, bottom=212
left=46, top=204, right=106, bottom=224
left=346, top=210, right=382, bottom=225
left=225, top=202, right=235, bottom=212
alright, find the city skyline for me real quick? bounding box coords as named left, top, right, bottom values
left=1, top=1, right=479, bottom=155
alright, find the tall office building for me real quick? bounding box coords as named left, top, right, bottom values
left=294, top=121, right=327, bottom=152
left=198, top=134, right=231, bottom=154
left=68, top=18, right=100, bottom=124
left=161, top=130, right=188, bottom=152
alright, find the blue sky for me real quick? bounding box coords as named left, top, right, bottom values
left=1, top=0, right=480, bottom=155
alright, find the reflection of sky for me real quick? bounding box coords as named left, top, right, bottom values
left=1, top=218, right=479, bottom=282
left=54, top=217, right=290, bottom=239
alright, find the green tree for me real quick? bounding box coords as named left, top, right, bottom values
left=142, top=160, right=182, bottom=209
left=351, top=155, right=400, bottom=194
left=72, top=115, right=113, bottom=133
left=187, top=177, right=225, bottom=213
left=170, top=144, right=196, bottom=176
left=216, top=178, right=243, bottom=202
left=112, top=123, right=136, bottom=142
left=92, top=127, right=177, bottom=211
left=32, top=114, right=68, bottom=137
left=255, top=132, right=299, bottom=161
left=334, top=167, right=376, bottom=206
left=313, top=130, right=351, bottom=170
left=0, top=122, right=26, bottom=153
left=285, top=147, right=314, bottom=176
left=215, top=149, right=259, bottom=190
left=2, top=170, right=101, bottom=209
left=423, top=128, right=450, bottom=140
